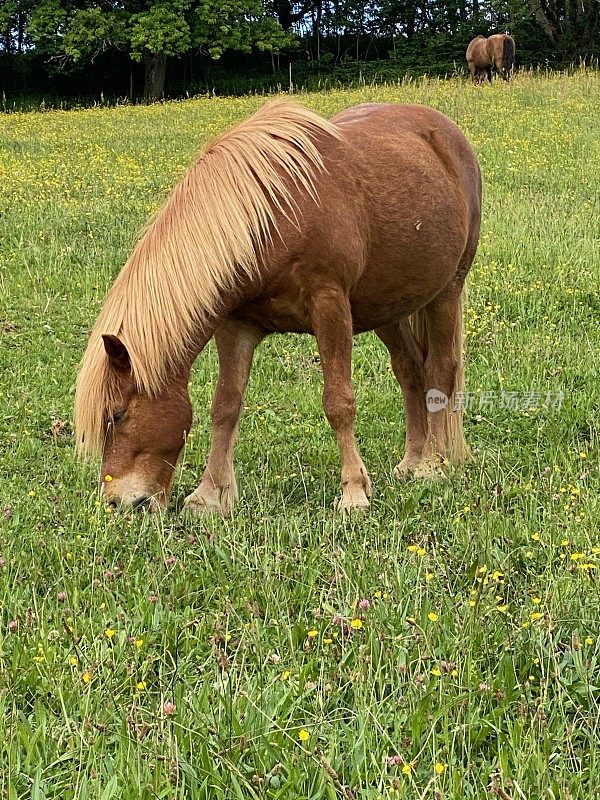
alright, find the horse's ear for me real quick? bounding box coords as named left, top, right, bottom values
left=102, top=335, right=131, bottom=372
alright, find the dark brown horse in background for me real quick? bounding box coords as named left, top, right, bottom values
left=75, top=101, right=482, bottom=514
left=466, top=34, right=515, bottom=83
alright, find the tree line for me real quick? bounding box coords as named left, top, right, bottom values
left=1, top=0, right=598, bottom=102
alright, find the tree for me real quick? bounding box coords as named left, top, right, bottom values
left=195, top=0, right=297, bottom=60
left=28, top=0, right=192, bottom=100
left=129, top=1, right=193, bottom=100
left=28, top=1, right=128, bottom=66
left=27, top=0, right=297, bottom=102
left=272, top=0, right=318, bottom=29
left=1, top=0, right=35, bottom=94
left=1, top=0, right=32, bottom=55
left=379, top=0, right=420, bottom=40
left=529, top=0, right=599, bottom=56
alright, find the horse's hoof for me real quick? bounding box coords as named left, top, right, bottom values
left=336, top=490, right=370, bottom=513
left=183, top=492, right=226, bottom=517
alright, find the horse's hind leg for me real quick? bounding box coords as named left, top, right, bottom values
left=184, top=320, right=265, bottom=516
left=419, top=282, right=469, bottom=471
left=486, top=66, right=493, bottom=83
left=375, top=320, right=428, bottom=478
left=310, top=287, right=371, bottom=511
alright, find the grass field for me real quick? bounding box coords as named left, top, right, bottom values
left=1, top=69, right=599, bottom=799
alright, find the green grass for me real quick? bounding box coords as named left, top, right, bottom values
left=1, top=69, right=599, bottom=799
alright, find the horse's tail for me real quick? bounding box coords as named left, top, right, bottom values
left=446, top=284, right=470, bottom=462
left=409, top=284, right=470, bottom=463
left=503, top=36, right=515, bottom=78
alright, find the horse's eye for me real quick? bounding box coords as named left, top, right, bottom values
left=113, top=410, right=126, bottom=424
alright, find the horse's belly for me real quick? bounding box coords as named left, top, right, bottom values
left=349, top=258, right=457, bottom=331
left=350, top=293, right=429, bottom=332
left=231, top=252, right=458, bottom=335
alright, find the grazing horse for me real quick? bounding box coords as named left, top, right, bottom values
left=466, top=34, right=515, bottom=83
left=75, top=101, right=482, bottom=514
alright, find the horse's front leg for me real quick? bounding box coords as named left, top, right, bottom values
left=184, top=320, right=264, bottom=516
left=310, top=287, right=371, bottom=511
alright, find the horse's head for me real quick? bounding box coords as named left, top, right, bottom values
left=100, top=335, right=192, bottom=511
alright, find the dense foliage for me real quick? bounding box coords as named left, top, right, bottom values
left=1, top=0, right=598, bottom=102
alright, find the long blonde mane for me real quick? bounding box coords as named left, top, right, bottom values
left=75, top=100, right=340, bottom=454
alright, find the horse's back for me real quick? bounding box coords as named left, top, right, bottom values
left=333, top=102, right=474, bottom=154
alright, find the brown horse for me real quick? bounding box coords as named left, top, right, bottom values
left=75, top=100, right=482, bottom=514
left=466, top=34, right=515, bottom=84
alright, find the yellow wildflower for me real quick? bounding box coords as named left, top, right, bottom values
left=298, top=729, right=310, bottom=742
left=427, top=612, right=439, bottom=622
